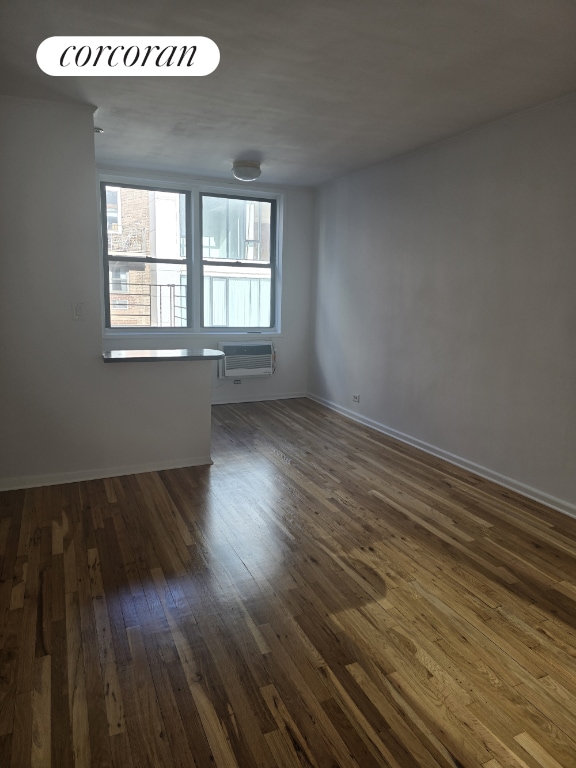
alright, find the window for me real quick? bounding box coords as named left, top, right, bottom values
left=101, top=183, right=190, bottom=328
left=100, top=180, right=280, bottom=332
left=201, top=194, right=276, bottom=329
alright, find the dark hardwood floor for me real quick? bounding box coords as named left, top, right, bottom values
left=1, top=398, right=576, bottom=767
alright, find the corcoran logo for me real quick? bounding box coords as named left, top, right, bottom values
left=37, top=36, right=220, bottom=76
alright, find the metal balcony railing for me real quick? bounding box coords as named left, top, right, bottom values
left=110, top=273, right=271, bottom=328
left=109, top=284, right=186, bottom=327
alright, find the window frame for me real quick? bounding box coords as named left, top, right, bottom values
left=99, top=173, right=282, bottom=336
left=100, top=181, right=192, bottom=329
left=200, top=192, right=277, bottom=332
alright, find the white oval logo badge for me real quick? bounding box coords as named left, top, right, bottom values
left=37, top=36, right=219, bottom=76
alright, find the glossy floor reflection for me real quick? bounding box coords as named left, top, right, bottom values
left=1, top=398, right=576, bottom=767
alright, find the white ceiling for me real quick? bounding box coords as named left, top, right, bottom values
left=2, top=0, right=576, bottom=186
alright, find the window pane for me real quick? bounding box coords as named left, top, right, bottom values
left=109, top=261, right=129, bottom=293
left=105, top=186, right=186, bottom=260
left=201, top=194, right=274, bottom=328
left=108, top=260, right=187, bottom=328
left=202, top=196, right=271, bottom=262
left=106, top=188, right=120, bottom=231
left=211, top=278, right=228, bottom=326
left=203, top=263, right=271, bottom=327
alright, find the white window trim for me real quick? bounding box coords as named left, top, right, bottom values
left=98, top=171, right=283, bottom=338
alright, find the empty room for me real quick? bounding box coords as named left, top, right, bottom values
left=1, top=1, right=576, bottom=766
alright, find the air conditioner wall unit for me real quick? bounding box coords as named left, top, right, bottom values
left=218, top=341, right=274, bottom=378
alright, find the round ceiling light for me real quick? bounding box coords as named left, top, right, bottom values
left=232, top=160, right=261, bottom=182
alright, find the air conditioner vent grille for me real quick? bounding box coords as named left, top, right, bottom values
left=225, top=354, right=272, bottom=371
left=218, top=341, right=274, bottom=377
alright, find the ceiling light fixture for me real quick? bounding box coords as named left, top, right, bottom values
left=94, top=126, right=104, bottom=134
left=232, top=160, right=261, bottom=182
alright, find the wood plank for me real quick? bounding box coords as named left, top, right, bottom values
left=513, top=732, right=565, bottom=768
left=11, top=691, right=32, bottom=768
left=86, top=547, right=125, bottom=736
left=261, top=684, right=320, bottom=768
left=30, top=655, right=50, bottom=768
left=50, top=617, right=74, bottom=768
left=65, top=591, right=91, bottom=768
left=0, top=607, right=20, bottom=738
left=0, top=399, right=575, bottom=767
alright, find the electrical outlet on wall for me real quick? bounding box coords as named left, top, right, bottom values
left=71, top=302, right=84, bottom=321
left=352, top=393, right=360, bottom=403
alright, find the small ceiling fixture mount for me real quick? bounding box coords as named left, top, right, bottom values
left=94, top=126, right=104, bottom=134
left=232, top=160, right=261, bottom=182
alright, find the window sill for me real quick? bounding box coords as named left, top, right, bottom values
left=103, top=348, right=225, bottom=363
left=103, top=328, right=282, bottom=338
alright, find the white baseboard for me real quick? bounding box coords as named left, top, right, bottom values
left=307, top=393, right=576, bottom=520
left=0, top=394, right=306, bottom=491
left=0, top=454, right=213, bottom=492
left=211, top=391, right=307, bottom=406
left=6, top=393, right=573, bottom=522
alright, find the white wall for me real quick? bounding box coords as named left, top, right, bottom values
left=310, top=94, right=576, bottom=514
left=0, top=97, right=214, bottom=488
left=5, top=91, right=574, bottom=511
